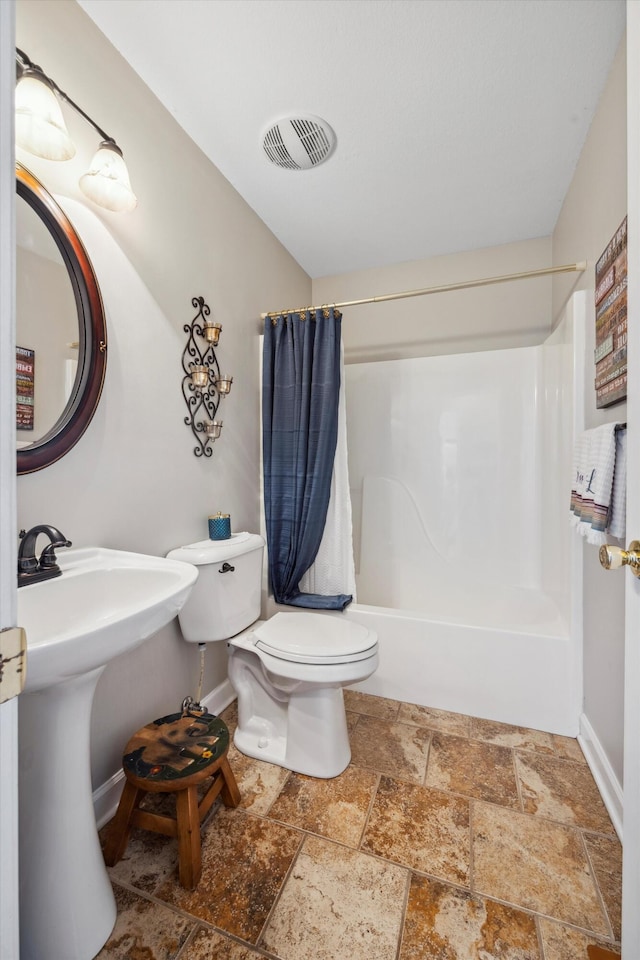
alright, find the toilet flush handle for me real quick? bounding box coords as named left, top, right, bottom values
left=219, top=562, right=235, bottom=573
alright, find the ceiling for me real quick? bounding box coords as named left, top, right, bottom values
left=77, top=0, right=626, bottom=279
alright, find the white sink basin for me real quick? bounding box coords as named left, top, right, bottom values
left=18, top=546, right=198, bottom=692
left=18, top=546, right=198, bottom=960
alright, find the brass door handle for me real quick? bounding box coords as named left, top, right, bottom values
left=599, top=540, right=640, bottom=577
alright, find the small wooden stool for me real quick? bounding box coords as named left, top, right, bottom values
left=104, top=710, right=240, bottom=889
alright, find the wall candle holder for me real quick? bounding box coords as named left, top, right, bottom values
left=181, top=296, right=232, bottom=457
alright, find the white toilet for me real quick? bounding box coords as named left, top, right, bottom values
left=167, top=533, right=378, bottom=778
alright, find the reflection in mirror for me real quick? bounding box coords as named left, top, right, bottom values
left=16, top=197, right=79, bottom=445
left=16, top=165, right=107, bottom=475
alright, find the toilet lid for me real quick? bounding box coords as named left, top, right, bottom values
left=254, top=612, right=377, bottom=665
left=167, top=532, right=264, bottom=565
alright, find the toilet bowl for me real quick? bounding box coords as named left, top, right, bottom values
left=167, top=533, right=378, bottom=778
left=228, top=612, right=378, bottom=777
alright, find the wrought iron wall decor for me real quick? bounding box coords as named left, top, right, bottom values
left=181, top=296, right=232, bottom=457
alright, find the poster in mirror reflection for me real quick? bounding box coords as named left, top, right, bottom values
left=16, top=346, right=34, bottom=431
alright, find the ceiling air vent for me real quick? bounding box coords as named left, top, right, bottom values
left=262, top=115, right=336, bottom=171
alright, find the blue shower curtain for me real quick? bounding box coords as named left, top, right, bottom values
left=262, top=307, right=352, bottom=610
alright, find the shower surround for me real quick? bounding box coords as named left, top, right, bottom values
left=341, top=297, right=582, bottom=736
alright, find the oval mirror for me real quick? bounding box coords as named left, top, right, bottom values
left=16, top=164, right=107, bottom=475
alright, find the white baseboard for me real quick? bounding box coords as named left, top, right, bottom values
left=578, top=712, right=623, bottom=842
left=93, top=679, right=236, bottom=830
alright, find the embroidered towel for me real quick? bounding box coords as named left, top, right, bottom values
left=570, top=423, right=626, bottom=545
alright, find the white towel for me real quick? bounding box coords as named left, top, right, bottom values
left=608, top=426, right=627, bottom=539
left=570, top=423, right=626, bottom=545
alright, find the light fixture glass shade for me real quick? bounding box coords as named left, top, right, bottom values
left=79, top=141, right=137, bottom=213
left=15, top=72, right=76, bottom=161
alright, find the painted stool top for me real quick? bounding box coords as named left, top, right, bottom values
left=122, top=711, right=230, bottom=783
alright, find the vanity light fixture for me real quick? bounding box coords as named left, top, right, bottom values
left=181, top=296, right=233, bottom=458
left=15, top=48, right=137, bottom=213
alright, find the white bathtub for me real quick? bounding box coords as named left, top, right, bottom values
left=341, top=599, right=577, bottom=736
left=341, top=481, right=577, bottom=733
left=347, top=470, right=574, bottom=734
left=268, top=584, right=578, bottom=736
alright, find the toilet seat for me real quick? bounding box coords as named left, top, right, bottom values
left=253, top=612, right=377, bottom=665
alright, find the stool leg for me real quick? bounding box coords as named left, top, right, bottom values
left=104, top=781, right=145, bottom=867
left=176, top=786, right=201, bottom=889
left=219, top=756, right=241, bottom=808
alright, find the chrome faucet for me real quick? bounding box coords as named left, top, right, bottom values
left=18, top=524, right=72, bottom=587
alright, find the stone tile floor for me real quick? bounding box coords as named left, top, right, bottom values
left=97, top=691, right=622, bottom=960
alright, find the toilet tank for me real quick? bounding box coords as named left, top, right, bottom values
left=166, top=533, right=265, bottom=643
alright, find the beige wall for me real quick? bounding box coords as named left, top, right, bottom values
left=313, top=236, right=552, bottom=363
left=16, top=0, right=310, bottom=787
left=553, top=39, right=628, bottom=784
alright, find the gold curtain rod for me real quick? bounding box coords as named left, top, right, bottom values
left=260, top=261, right=587, bottom=320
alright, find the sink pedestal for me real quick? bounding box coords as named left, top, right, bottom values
left=19, top=666, right=116, bottom=960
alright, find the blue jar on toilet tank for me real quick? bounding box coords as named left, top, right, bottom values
left=208, top=512, right=231, bottom=540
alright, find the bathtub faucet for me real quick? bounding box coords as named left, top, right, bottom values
left=18, top=524, right=72, bottom=587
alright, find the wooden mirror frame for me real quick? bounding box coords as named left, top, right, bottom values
left=16, top=164, right=107, bottom=475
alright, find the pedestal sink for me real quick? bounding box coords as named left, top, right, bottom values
left=17, top=547, right=198, bottom=960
